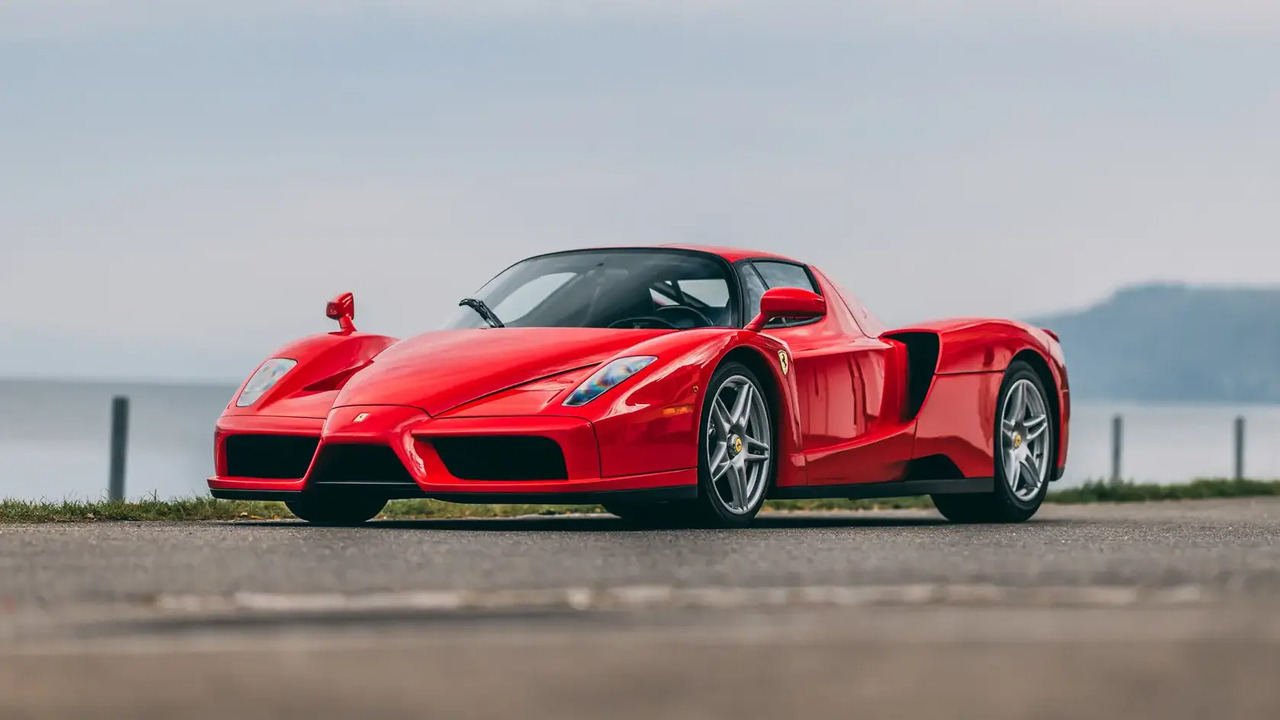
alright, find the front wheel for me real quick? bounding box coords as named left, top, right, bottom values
left=285, top=491, right=387, bottom=526
left=932, top=360, right=1054, bottom=524
left=686, top=361, right=776, bottom=528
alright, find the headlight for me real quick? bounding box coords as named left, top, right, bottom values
left=236, top=358, right=298, bottom=407
left=563, top=356, right=656, bottom=407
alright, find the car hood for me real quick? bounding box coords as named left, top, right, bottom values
left=333, top=327, right=668, bottom=416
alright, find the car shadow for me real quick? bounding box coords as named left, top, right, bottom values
left=242, top=512, right=955, bottom=532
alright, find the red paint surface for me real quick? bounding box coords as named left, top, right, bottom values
left=913, top=373, right=1005, bottom=478
left=209, top=246, right=1071, bottom=499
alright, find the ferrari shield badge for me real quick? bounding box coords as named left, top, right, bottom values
left=778, top=350, right=790, bottom=376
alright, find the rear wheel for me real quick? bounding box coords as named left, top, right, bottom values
left=285, top=491, right=387, bottom=526
left=932, top=360, right=1054, bottom=524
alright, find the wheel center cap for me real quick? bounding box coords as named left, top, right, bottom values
left=1013, top=433, right=1023, bottom=449
left=731, top=435, right=743, bottom=455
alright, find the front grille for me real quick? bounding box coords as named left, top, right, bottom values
left=224, top=434, right=319, bottom=479
left=308, top=444, right=419, bottom=487
left=429, top=436, right=568, bottom=481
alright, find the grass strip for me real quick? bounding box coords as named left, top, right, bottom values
left=2, top=478, right=1278, bottom=523
left=1046, top=477, right=1280, bottom=504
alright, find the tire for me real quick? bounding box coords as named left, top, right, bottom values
left=285, top=491, right=387, bottom=526
left=684, top=361, right=776, bottom=528
left=932, top=360, right=1055, bottom=524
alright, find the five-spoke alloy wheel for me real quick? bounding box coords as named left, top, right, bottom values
left=604, top=361, right=775, bottom=528
left=691, top=362, right=774, bottom=527
left=1000, top=377, right=1052, bottom=503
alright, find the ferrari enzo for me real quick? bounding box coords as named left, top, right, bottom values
left=210, top=246, right=1070, bottom=527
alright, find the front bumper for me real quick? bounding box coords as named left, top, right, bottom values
left=208, top=406, right=698, bottom=504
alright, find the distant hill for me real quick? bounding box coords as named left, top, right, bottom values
left=1032, top=283, right=1280, bottom=403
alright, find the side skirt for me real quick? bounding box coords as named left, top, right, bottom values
left=769, top=477, right=994, bottom=501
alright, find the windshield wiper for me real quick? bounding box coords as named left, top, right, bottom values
left=459, top=297, right=505, bottom=328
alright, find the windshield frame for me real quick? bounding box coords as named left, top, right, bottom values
left=449, top=247, right=745, bottom=331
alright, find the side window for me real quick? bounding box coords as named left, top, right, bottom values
left=747, top=261, right=821, bottom=328
left=753, top=262, right=819, bottom=294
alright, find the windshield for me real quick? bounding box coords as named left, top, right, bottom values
left=446, top=249, right=738, bottom=330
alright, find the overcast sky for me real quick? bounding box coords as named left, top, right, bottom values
left=3, top=1, right=1279, bottom=379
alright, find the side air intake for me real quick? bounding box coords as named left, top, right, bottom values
left=884, top=331, right=940, bottom=421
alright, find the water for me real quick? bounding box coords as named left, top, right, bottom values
left=1, top=379, right=1277, bottom=501
left=1066, top=402, right=1280, bottom=484
left=0, top=380, right=235, bottom=502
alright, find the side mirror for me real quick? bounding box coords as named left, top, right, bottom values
left=745, top=287, right=826, bottom=332
left=326, top=292, right=357, bottom=333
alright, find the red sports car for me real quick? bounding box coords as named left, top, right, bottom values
left=210, top=246, right=1069, bottom=527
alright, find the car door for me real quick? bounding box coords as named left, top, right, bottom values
left=740, top=260, right=911, bottom=486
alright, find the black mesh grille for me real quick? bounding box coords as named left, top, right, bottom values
left=224, top=435, right=319, bottom=479
left=430, top=436, right=568, bottom=481
left=308, top=444, right=418, bottom=487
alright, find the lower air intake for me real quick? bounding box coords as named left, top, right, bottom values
left=224, top=434, right=319, bottom=479
left=308, top=444, right=419, bottom=490
left=430, top=436, right=569, bottom=481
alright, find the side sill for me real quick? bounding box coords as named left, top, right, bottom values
left=769, top=477, right=994, bottom=501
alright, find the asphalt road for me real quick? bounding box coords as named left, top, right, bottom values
left=3, top=498, right=1280, bottom=718
left=5, top=498, right=1280, bottom=605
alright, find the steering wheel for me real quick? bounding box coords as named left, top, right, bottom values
left=607, top=316, right=681, bottom=330
left=653, top=305, right=715, bottom=329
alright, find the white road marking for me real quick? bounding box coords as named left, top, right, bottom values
left=8, top=602, right=1280, bottom=658
left=5, top=583, right=1263, bottom=659
left=150, top=582, right=1213, bottom=615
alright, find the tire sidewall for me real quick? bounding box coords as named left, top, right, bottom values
left=696, top=361, right=775, bottom=527
left=992, top=362, right=1054, bottom=515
